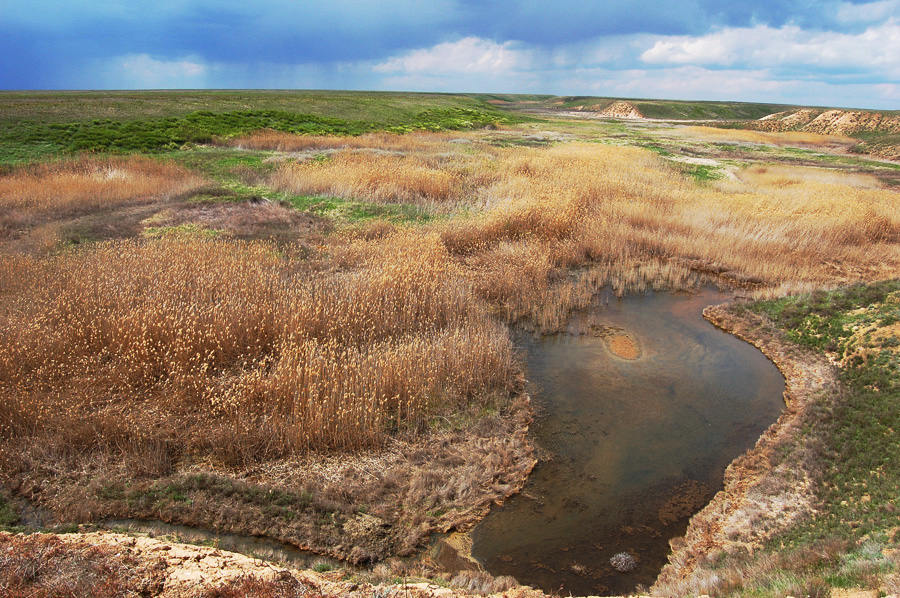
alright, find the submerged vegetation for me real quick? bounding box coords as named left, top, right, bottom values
left=1, top=90, right=900, bottom=594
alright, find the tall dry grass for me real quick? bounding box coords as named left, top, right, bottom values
left=269, top=148, right=497, bottom=208
left=0, top=156, right=207, bottom=253
left=0, top=156, right=206, bottom=224
left=672, top=125, right=856, bottom=147
left=225, top=129, right=464, bottom=153
left=264, top=140, right=900, bottom=328
left=0, top=233, right=515, bottom=468
left=3, top=134, right=900, bottom=475
left=428, top=144, right=900, bottom=323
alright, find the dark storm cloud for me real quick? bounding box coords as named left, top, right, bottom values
left=0, top=0, right=897, bottom=107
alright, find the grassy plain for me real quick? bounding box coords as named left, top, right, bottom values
left=2, top=91, right=900, bottom=595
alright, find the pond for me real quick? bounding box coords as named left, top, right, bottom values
left=470, top=288, right=785, bottom=595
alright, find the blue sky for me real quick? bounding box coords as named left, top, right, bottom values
left=2, top=0, right=899, bottom=109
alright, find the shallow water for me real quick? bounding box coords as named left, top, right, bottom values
left=470, top=289, right=785, bottom=596
left=103, top=518, right=343, bottom=570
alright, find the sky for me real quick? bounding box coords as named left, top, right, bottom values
left=1, top=0, right=899, bottom=109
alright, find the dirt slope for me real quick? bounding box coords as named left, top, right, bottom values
left=754, top=109, right=900, bottom=159
left=598, top=101, right=644, bottom=119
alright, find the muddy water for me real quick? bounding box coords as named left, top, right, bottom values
left=103, top=519, right=344, bottom=570
left=471, top=289, right=785, bottom=596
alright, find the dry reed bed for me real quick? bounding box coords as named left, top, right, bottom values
left=253, top=136, right=900, bottom=327
left=0, top=156, right=206, bottom=225
left=0, top=156, right=207, bottom=254
left=3, top=134, right=900, bottom=479
left=0, top=233, right=515, bottom=470
left=448, top=145, right=900, bottom=312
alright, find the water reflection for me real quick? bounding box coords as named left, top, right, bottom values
left=471, top=289, right=785, bottom=595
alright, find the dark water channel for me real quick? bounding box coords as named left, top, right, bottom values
left=102, top=518, right=344, bottom=571
left=471, top=289, right=785, bottom=596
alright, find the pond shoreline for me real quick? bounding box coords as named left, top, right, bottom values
left=653, top=303, right=840, bottom=594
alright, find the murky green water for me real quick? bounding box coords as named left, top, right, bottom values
left=103, top=518, right=343, bottom=570
left=471, top=289, right=785, bottom=596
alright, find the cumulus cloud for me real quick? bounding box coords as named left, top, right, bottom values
left=640, top=19, right=900, bottom=76
left=374, top=37, right=530, bottom=74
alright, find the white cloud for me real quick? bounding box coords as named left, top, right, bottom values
left=835, top=0, right=900, bottom=23
left=374, top=37, right=530, bottom=74
left=547, top=64, right=900, bottom=109
left=105, top=54, right=208, bottom=88
left=640, top=20, right=900, bottom=76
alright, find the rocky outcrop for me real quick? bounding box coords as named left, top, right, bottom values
left=753, top=108, right=900, bottom=160
left=598, top=101, right=644, bottom=119
left=756, top=108, right=900, bottom=137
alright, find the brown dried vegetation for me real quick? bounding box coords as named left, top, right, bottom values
left=2, top=127, right=900, bottom=576
left=0, top=233, right=514, bottom=466
left=269, top=147, right=497, bottom=208
left=0, top=156, right=207, bottom=252
left=0, top=532, right=165, bottom=598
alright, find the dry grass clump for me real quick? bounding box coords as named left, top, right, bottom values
left=201, top=573, right=323, bottom=598
left=0, top=232, right=515, bottom=468
left=674, top=125, right=855, bottom=147
left=269, top=148, right=497, bottom=208
left=0, top=156, right=207, bottom=236
left=0, top=532, right=165, bottom=598
left=226, top=129, right=462, bottom=153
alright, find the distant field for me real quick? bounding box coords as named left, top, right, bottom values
left=487, top=94, right=801, bottom=120
left=0, top=90, right=522, bottom=163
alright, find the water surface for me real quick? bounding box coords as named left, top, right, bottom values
left=104, top=518, right=343, bottom=570
left=471, top=289, right=785, bottom=595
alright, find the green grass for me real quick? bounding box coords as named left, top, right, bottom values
left=713, top=280, right=900, bottom=596
left=0, top=90, right=509, bottom=124
left=0, top=91, right=521, bottom=164
left=680, top=163, right=725, bottom=182
left=285, top=194, right=432, bottom=224
left=0, top=494, right=20, bottom=529
left=0, top=108, right=514, bottom=162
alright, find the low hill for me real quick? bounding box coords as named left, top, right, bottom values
left=486, top=94, right=799, bottom=120
left=751, top=108, right=900, bottom=160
